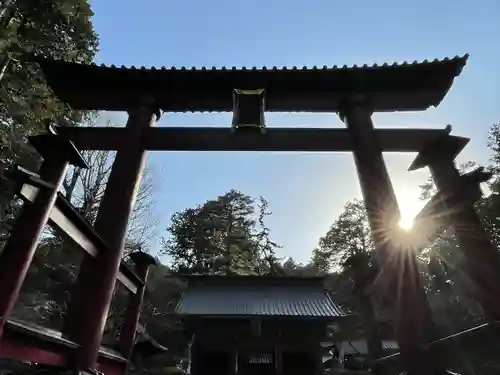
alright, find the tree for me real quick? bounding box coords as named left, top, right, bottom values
left=309, top=247, right=331, bottom=275
left=253, top=196, right=282, bottom=275
left=0, top=0, right=98, bottom=243
left=162, top=189, right=280, bottom=275
left=314, top=199, right=373, bottom=272
left=0, top=0, right=98, bottom=337
left=61, top=119, right=158, bottom=253
left=136, top=264, right=189, bottom=363
left=280, top=257, right=304, bottom=275
left=481, top=123, right=500, bottom=246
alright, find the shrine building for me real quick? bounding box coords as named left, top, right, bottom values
left=175, top=275, right=350, bottom=375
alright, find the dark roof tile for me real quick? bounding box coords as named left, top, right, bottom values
left=175, top=283, right=346, bottom=318
left=33, top=54, right=468, bottom=73
left=33, top=54, right=469, bottom=112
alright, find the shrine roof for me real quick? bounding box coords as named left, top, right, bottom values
left=175, top=275, right=346, bottom=319
left=34, top=55, right=468, bottom=113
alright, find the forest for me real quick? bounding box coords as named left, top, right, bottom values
left=0, top=1, right=499, bottom=374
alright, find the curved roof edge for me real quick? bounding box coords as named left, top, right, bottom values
left=34, top=54, right=469, bottom=113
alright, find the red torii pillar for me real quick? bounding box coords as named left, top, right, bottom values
left=64, top=100, right=160, bottom=370
left=0, top=127, right=88, bottom=339
left=118, top=251, right=158, bottom=359
left=338, top=95, right=443, bottom=374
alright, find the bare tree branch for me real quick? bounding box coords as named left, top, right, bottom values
left=60, top=117, right=158, bottom=255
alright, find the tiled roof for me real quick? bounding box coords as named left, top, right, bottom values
left=34, top=55, right=469, bottom=113
left=34, top=54, right=468, bottom=72
left=175, top=280, right=346, bottom=318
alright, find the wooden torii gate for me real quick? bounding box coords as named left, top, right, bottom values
left=0, top=54, right=499, bottom=375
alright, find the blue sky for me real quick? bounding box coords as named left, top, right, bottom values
left=89, top=0, right=500, bottom=263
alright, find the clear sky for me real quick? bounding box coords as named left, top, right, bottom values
left=89, top=0, right=500, bottom=263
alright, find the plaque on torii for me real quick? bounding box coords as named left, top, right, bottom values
left=232, top=88, right=266, bottom=133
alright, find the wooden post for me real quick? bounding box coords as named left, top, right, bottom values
left=338, top=95, right=440, bottom=374
left=0, top=158, right=68, bottom=339
left=118, top=251, right=157, bottom=359
left=190, top=338, right=199, bottom=375
left=229, top=348, right=237, bottom=375
left=274, top=348, right=280, bottom=375
left=413, top=135, right=500, bottom=321
left=68, top=101, right=160, bottom=370
left=0, top=128, right=87, bottom=339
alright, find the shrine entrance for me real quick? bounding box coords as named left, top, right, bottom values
left=238, top=351, right=275, bottom=375
left=196, top=348, right=232, bottom=375
left=282, top=351, right=317, bottom=375
left=1, top=53, right=500, bottom=375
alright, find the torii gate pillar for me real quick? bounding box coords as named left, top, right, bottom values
left=65, top=99, right=160, bottom=370
left=410, top=133, right=500, bottom=321
left=338, top=95, right=441, bottom=373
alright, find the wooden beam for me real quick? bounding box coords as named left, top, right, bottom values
left=18, top=183, right=141, bottom=294
left=409, top=168, right=491, bottom=248
left=56, top=126, right=469, bottom=152
left=0, top=319, right=128, bottom=369
left=373, top=322, right=498, bottom=373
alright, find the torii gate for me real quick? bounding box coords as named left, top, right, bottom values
left=0, top=54, right=499, bottom=375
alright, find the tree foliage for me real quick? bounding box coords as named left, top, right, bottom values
left=0, top=0, right=99, bottom=330
left=0, top=0, right=99, bottom=241
left=61, top=119, right=158, bottom=253
left=312, top=199, right=372, bottom=273
left=162, top=189, right=281, bottom=275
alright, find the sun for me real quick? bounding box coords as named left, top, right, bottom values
left=398, top=215, right=414, bottom=230
left=395, top=187, right=425, bottom=231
